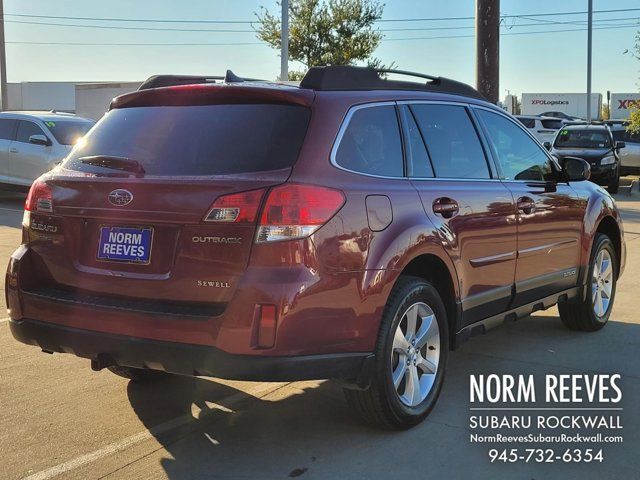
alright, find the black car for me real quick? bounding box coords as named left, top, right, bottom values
left=547, top=124, right=625, bottom=193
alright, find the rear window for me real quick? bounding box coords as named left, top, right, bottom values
left=46, top=120, right=94, bottom=145
left=554, top=129, right=612, bottom=149
left=63, top=105, right=310, bottom=176
left=517, top=118, right=535, bottom=129
left=540, top=119, right=563, bottom=130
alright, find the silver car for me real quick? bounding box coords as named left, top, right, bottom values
left=611, top=126, right=640, bottom=175
left=514, top=115, right=564, bottom=144
left=0, top=111, right=94, bottom=188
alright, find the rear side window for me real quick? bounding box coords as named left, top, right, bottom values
left=16, top=121, right=46, bottom=144
left=63, top=104, right=310, bottom=176
left=517, top=118, right=535, bottom=129
left=0, top=118, right=16, bottom=140
left=410, top=104, right=490, bottom=179
left=334, top=105, right=404, bottom=177
left=477, top=109, right=553, bottom=181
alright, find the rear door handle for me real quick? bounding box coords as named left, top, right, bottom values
left=433, top=197, right=459, bottom=218
left=9, top=147, right=18, bottom=153
left=517, top=196, right=536, bottom=214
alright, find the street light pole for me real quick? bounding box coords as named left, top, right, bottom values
left=586, top=0, right=593, bottom=122
left=280, top=0, right=289, bottom=81
left=0, top=0, right=8, bottom=111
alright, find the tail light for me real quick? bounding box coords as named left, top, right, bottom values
left=256, top=184, right=345, bottom=243
left=25, top=180, right=53, bottom=213
left=204, top=189, right=266, bottom=223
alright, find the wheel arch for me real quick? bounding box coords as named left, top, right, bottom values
left=396, top=252, right=460, bottom=350
left=595, top=215, right=622, bottom=278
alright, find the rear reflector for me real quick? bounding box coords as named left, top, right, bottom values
left=204, top=189, right=265, bottom=223
left=256, top=304, right=277, bottom=348
left=256, top=184, right=345, bottom=243
left=25, top=180, right=53, bottom=213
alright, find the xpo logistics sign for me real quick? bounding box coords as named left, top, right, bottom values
left=610, top=93, right=640, bottom=120
left=521, top=93, right=602, bottom=119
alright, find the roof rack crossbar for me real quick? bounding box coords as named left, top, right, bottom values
left=137, top=70, right=264, bottom=90
left=299, top=66, right=486, bottom=101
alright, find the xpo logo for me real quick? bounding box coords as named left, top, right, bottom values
left=617, top=99, right=640, bottom=110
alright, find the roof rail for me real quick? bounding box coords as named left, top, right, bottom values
left=300, top=66, right=486, bottom=101
left=138, top=70, right=265, bottom=90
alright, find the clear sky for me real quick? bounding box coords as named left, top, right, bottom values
left=5, top=0, right=640, bottom=98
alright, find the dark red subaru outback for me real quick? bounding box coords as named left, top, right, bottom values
left=6, top=67, right=625, bottom=429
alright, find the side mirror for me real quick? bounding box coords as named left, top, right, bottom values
left=615, top=141, right=626, bottom=150
left=563, top=156, right=591, bottom=182
left=29, top=134, right=51, bottom=147
left=543, top=141, right=552, bottom=151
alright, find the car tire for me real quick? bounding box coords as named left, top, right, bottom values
left=344, top=276, right=449, bottom=430
left=608, top=167, right=620, bottom=194
left=107, top=365, right=170, bottom=383
left=558, top=233, right=617, bottom=331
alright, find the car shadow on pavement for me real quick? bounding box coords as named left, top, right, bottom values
left=125, top=313, right=639, bottom=480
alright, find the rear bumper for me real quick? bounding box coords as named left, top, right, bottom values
left=9, top=318, right=374, bottom=383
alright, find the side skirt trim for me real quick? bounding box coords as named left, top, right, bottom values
left=453, top=284, right=586, bottom=348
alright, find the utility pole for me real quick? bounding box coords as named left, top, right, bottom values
left=475, top=0, right=500, bottom=104
left=586, top=0, right=593, bottom=123
left=280, top=0, right=289, bottom=81
left=0, top=0, right=7, bottom=111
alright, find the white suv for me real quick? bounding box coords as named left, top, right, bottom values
left=515, top=115, right=564, bottom=144
left=0, top=111, right=94, bottom=188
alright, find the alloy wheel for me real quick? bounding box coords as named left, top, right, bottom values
left=592, top=249, right=614, bottom=317
left=390, top=302, right=440, bottom=407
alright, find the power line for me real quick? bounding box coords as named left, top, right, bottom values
left=6, top=22, right=638, bottom=46
left=5, top=17, right=637, bottom=34
left=384, top=23, right=640, bottom=42
left=3, top=7, right=640, bottom=25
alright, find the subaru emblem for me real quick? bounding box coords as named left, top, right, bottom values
left=108, top=189, right=133, bottom=207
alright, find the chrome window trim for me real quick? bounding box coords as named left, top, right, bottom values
left=329, top=100, right=510, bottom=182
left=329, top=101, right=407, bottom=180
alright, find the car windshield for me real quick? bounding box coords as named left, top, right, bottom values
left=554, top=129, right=612, bottom=149
left=45, top=120, right=95, bottom=145
left=62, top=104, right=311, bottom=176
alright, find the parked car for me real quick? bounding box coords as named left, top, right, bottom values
left=539, top=111, right=584, bottom=123
left=515, top=115, right=563, bottom=144
left=610, top=125, right=640, bottom=175
left=0, top=111, right=94, bottom=188
left=548, top=124, right=624, bottom=193
left=7, top=67, right=625, bottom=429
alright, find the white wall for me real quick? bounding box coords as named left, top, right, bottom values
left=6, top=82, right=76, bottom=111
left=521, top=93, right=602, bottom=119
left=610, top=93, right=640, bottom=120
left=75, top=82, right=141, bottom=121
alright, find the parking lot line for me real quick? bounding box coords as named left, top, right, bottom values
left=20, top=381, right=288, bottom=480
left=0, top=207, right=22, bottom=212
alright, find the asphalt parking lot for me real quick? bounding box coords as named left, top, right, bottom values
left=1, top=188, right=639, bottom=480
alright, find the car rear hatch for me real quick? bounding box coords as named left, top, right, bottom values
left=22, top=84, right=313, bottom=313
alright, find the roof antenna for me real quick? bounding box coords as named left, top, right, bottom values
left=224, top=70, right=245, bottom=83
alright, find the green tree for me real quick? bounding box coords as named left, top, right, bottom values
left=628, top=30, right=640, bottom=134
left=255, top=0, right=386, bottom=80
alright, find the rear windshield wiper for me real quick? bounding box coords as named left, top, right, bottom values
left=79, top=155, right=146, bottom=177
